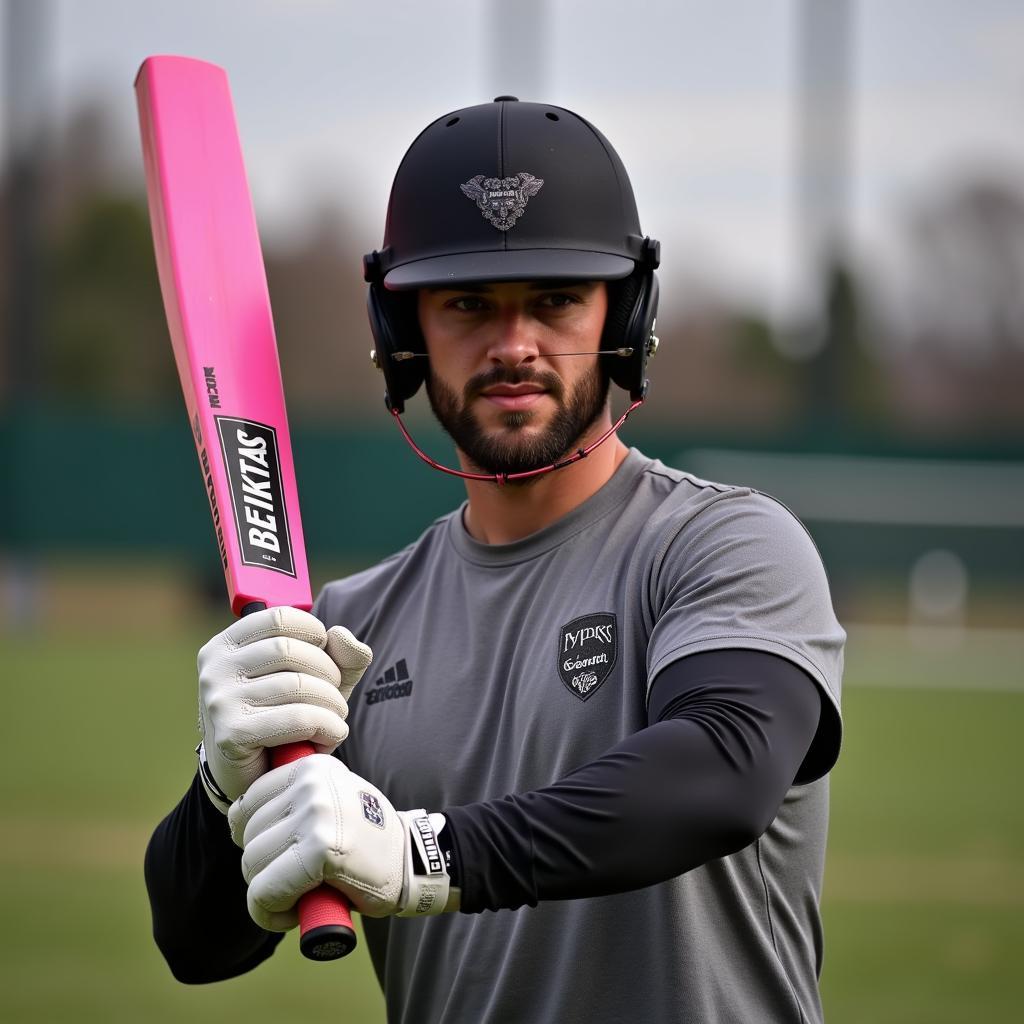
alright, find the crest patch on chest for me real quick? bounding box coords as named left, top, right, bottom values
left=557, top=613, right=618, bottom=701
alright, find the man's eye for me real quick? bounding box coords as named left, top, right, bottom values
left=536, top=293, right=579, bottom=308
left=448, top=296, right=487, bottom=312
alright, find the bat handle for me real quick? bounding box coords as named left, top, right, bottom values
left=241, top=601, right=358, bottom=961
left=272, top=740, right=358, bottom=960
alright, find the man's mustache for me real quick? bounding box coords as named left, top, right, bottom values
left=463, top=367, right=564, bottom=402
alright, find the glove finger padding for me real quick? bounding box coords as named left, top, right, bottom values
left=229, top=756, right=409, bottom=929
left=229, top=767, right=314, bottom=931
left=196, top=608, right=372, bottom=812
left=207, top=672, right=353, bottom=757
left=203, top=634, right=345, bottom=688
left=324, top=625, right=373, bottom=700
left=202, top=606, right=329, bottom=660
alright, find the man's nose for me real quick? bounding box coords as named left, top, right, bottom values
left=486, top=309, right=540, bottom=367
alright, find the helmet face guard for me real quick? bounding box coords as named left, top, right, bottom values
left=365, top=97, right=661, bottom=413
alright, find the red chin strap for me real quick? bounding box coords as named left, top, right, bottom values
left=388, top=398, right=645, bottom=485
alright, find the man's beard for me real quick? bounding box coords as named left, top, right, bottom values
left=425, top=363, right=610, bottom=479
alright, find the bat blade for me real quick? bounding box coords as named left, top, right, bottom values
left=136, top=55, right=356, bottom=962
left=135, top=54, right=309, bottom=615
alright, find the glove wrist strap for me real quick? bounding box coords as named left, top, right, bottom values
left=397, top=810, right=454, bottom=916
left=195, top=742, right=232, bottom=814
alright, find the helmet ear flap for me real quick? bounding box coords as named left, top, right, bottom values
left=367, top=285, right=425, bottom=413
left=602, top=270, right=659, bottom=400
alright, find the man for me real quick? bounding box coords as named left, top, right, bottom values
left=146, top=97, right=844, bottom=1024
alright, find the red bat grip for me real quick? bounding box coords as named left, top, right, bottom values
left=271, top=741, right=358, bottom=960
left=241, top=602, right=357, bottom=961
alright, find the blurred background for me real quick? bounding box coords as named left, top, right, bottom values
left=1, top=1, right=1021, bottom=1021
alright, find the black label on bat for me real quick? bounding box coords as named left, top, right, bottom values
left=216, top=416, right=296, bottom=577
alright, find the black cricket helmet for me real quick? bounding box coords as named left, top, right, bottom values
left=364, top=96, right=660, bottom=412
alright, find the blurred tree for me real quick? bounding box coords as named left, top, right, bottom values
left=801, top=259, right=888, bottom=434
left=908, top=179, right=1024, bottom=356
left=43, top=193, right=175, bottom=407
left=266, top=204, right=385, bottom=420
left=878, top=176, right=1024, bottom=437
left=640, top=302, right=799, bottom=431
left=1, top=94, right=379, bottom=417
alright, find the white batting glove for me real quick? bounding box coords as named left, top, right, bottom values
left=196, top=607, right=372, bottom=813
left=228, top=754, right=458, bottom=931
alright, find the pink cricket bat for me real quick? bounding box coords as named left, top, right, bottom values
left=135, top=55, right=356, bottom=961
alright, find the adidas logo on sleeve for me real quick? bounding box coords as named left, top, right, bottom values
left=365, top=658, right=414, bottom=705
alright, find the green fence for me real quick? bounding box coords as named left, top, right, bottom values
left=3, top=406, right=1022, bottom=587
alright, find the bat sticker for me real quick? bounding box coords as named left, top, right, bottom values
left=216, top=416, right=296, bottom=576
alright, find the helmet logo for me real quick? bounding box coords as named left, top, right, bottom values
left=460, top=172, right=544, bottom=231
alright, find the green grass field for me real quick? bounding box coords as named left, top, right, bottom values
left=0, top=622, right=1020, bottom=1023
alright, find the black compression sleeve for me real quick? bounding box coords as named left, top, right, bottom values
left=144, top=771, right=283, bottom=982
left=443, top=650, right=822, bottom=913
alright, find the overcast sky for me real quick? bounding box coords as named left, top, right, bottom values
left=5, top=0, right=1024, bottom=320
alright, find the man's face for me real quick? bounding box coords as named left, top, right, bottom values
left=417, top=281, right=610, bottom=477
